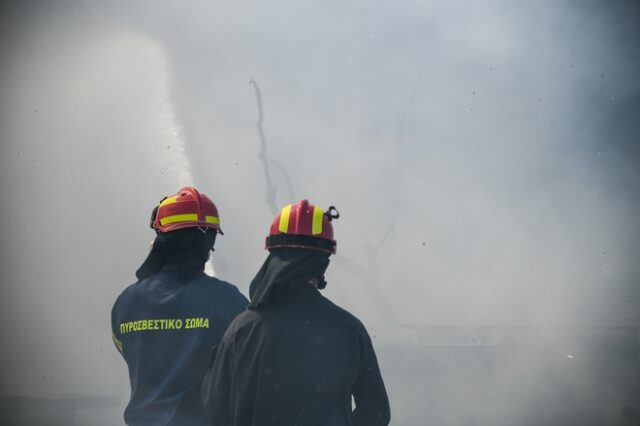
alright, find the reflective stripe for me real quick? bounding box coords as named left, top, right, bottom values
left=160, top=213, right=198, bottom=226
left=205, top=215, right=220, bottom=225
left=159, top=196, right=177, bottom=206
left=312, top=206, right=324, bottom=235
left=112, top=333, right=123, bottom=354
left=278, top=204, right=292, bottom=233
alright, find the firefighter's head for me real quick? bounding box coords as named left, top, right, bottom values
left=266, top=200, right=338, bottom=254
left=150, top=186, right=223, bottom=235
left=264, top=200, right=339, bottom=289
left=137, top=187, right=222, bottom=281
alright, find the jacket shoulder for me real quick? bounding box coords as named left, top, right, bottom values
left=308, top=291, right=366, bottom=330
left=220, top=308, right=262, bottom=341
left=113, top=279, right=141, bottom=305
left=200, top=274, right=240, bottom=291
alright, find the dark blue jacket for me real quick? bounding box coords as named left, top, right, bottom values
left=201, top=250, right=390, bottom=426
left=111, top=265, right=248, bottom=426
left=202, top=285, right=390, bottom=426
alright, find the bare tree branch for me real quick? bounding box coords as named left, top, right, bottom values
left=354, top=90, right=416, bottom=324
left=250, top=77, right=278, bottom=215
left=366, top=222, right=395, bottom=259
left=269, top=158, right=296, bottom=202
left=249, top=78, right=403, bottom=325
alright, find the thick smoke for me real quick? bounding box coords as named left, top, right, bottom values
left=1, top=0, right=638, bottom=424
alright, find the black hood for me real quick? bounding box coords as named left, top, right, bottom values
left=248, top=249, right=330, bottom=309
left=136, top=228, right=216, bottom=282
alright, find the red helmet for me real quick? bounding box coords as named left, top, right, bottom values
left=151, top=186, right=223, bottom=234
left=266, top=200, right=339, bottom=254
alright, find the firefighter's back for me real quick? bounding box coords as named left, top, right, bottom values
left=112, top=266, right=247, bottom=426
left=221, top=284, right=371, bottom=426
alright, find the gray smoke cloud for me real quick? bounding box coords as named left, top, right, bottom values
left=1, top=0, right=638, bottom=424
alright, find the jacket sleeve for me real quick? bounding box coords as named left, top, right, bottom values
left=234, top=288, right=249, bottom=312
left=110, top=300, right=124, bottom=355
left=351, top=331, right=391, bottom=426
left=201, top=337, right=232, bottom=426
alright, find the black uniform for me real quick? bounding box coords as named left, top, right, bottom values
left=112, top=265, right=248, bottom=426
left=202, top=250, right=390, bottom=426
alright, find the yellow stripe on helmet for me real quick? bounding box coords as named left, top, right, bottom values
left=312, top=206, right=324, bottom=235
left=205, top=215, right=220, bottom=225
left=278, top=204, right=292, bottom=233
left=159, top=196, right=177, bottom=207
left=159, top=213, right=198, bottom=226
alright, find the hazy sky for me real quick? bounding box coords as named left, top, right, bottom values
left=1, top=0, right=638, bottom=419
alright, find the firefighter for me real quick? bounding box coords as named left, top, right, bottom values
left=202, top=200, right=391, bottom=426
left=111, top=186, right=248, bottom=426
